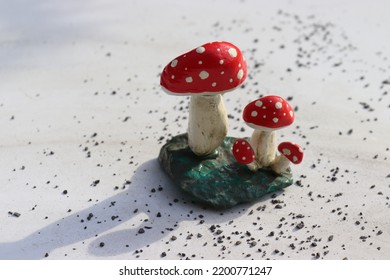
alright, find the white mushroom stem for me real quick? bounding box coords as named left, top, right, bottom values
left=271, top=155, right=290, bottom=175
left=188, top=94, right=228, bottom=156
left=248, top=129, right=276, bottom=171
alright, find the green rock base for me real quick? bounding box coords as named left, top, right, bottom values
left=158, top=134, right=293, bottom=209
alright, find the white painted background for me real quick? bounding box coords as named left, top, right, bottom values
left=0, top=0, right=389, bottom=259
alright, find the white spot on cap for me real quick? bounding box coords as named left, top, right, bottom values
left=237, top=69, right=244, bottom=79
left=186, top=77, right=193, bottom=83
left=171, top=75, right=175, bottom=79
left=255, top=101, right=263, bottom=107
left=220, top=71, right=225, bottom=75
left=242, top=156, right=246, bottom=161
left=198, top=61, right=203, bottom=65
left=236, top=149, right=239, bottom=152
left=229, top=78, right=233, bottom=83
left=275, top=102, right=282, bottom=109
left=241, top=141, right=246, bottom=145
left=282, top=148, right=291, bottom=156
left=219, top=60, right=224, bottom=65
left=289, top=111, right=294, bottom=117
left=273, top=117, right=279, bottom=123
left=228, top=48, right=237, bottom=58
left=212, top=82, right=217, bottom=87
left=251, top=111, right=258, bottom=117
left=196, top=47, right=205, bottom=53
left=199, top=71, right=209, bottom=80
left=293, top=156, right=298, bottom=162
left=170, top=60, right=178, bottom=67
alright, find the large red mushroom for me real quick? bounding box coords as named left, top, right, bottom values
left=160, top=41, right=247, bottom=156
left=242, top=95, right=294, bottom=171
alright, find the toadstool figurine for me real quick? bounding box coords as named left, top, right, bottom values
left=232, top=138, right=255, bottom=164
left=243, top=95, right=294, bottom=171
left=160, top=41, right=247, bottom=156
left=271, top=142, right=304, bottom=174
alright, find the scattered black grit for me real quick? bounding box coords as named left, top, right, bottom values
left=8, top=211, right=21, bottom=218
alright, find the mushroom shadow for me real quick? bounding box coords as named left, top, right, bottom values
left=0, top=158, right=271, bottom=259
left=87, top=162, right=287, bottom=258
left=86, top=159, right=264, bottom=258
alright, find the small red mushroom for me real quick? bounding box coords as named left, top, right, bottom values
left=243, top=95, right=294, bottom=131
left=232, top=139, right=255, bottom=164
left=271, top=142, right=304, bottom=174
left=160, top=41, right=247, bottom=156
left=242, top=95, right=294, bottom=170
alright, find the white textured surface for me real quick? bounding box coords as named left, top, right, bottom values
left=0, top=0, right=389, bottom=259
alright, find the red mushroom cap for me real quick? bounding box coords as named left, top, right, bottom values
left=232, top=138, right=255, bottom=164
left=243, top=95, right=294, bottom=131
left=277, top=142, right=304, bottom=164
left=160, top=41, right=247, bottom=95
